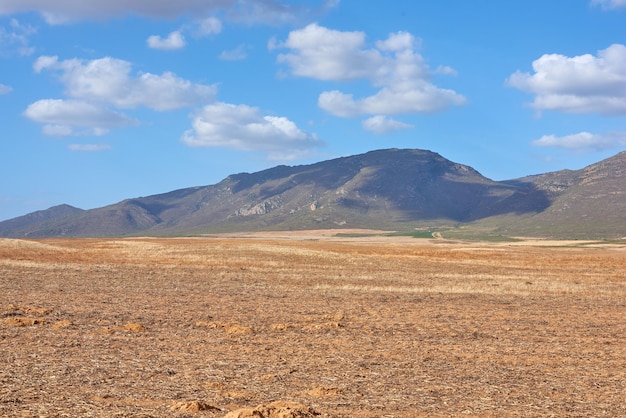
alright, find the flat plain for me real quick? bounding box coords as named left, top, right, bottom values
left=1, top=232, right=625, bottom=417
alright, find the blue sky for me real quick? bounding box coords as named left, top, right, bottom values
left=1, top=0, right=625, bottom=221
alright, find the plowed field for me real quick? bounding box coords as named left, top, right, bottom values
left=1, top=234, right=624, bottom=417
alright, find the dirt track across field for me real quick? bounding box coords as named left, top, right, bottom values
left=1, top=234, right=625, bottom=417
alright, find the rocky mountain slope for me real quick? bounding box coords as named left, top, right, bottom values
left=490, top=150, right=626, bottom=238
left=1, top=148, right=624, bottom=239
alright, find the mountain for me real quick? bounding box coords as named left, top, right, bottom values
left=1, top=148, right=624, bottom=239
left=487, top=150, right=626, bottom=239
left=0, top=204, right=85, bottom=237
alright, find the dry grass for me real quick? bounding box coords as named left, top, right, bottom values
left=0, top=235, right=625, bottom=417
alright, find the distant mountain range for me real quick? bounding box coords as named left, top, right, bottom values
left=1, top=148, right=625, bottom=239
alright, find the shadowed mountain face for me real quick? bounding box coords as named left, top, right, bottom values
left=1, top=148, right=624, bottom=239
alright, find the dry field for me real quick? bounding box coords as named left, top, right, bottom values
left=0, top=233, right=625, bottom=417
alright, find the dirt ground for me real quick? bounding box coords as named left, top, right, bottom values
left=0, top=233, right=624, bottom=417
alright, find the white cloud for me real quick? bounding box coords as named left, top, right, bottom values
left=532, top=131, right=626, bottom=151
left=147, top=31, right=186, bottom=50
left=591, top=0, right=626, bottom=9
left=277, top=24, right=382, bottom=81
left=28, top=55, right=216, bottom=136
left=196, top=16, right=222, bottom=35
left=33, top=55, right=216, bottom=110
left=362, top=115, right=413, bottom=135
left=435, top=65, right=458, bottom=76
left=148, top=17, right=220, bottom=52
left=181, top=102, right=323, bottom=160
left=42, top=124, right=73, bottom=136
left=276, top=24, right=466, bottom=120
left=0, top=17, right=36, bottom=56
left=33, top=55, right=59, bottom=72
left=68, top=143, right=111, bottom=151
left=219, top=44, right=248, bottom=60
left=507, top=44, right=626, bottom=115
left=0, top=83, right=12, bottom=94
left=319, top=83, right=466, bottom=117
left=375, top=31, right=416, bottom=52
left=24, top=99, right=138, bottom=136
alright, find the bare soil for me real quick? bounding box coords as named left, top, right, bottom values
left=1, top=234, right=625, bottom=417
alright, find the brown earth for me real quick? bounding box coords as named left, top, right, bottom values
left=0, top=234, right=625, bottom=417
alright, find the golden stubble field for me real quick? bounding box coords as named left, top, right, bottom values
left=0, top=232, right=625, bottom=417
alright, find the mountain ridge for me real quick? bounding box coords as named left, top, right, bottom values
left=1, top=148, right=624, bottom=239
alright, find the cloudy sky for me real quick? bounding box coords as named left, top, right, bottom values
left=1, top=0, right=625, bottom=221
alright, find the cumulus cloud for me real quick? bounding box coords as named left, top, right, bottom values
left=275, top=24, right=466, bottom=120
left=181, top=102, right=323, bottom=160
left=27, top=55, right=215, bottom=136
left=362, top=115, right=413, bottom=135
left=532, top=131, right=626, bottom=151
left=147, top=31, right=186, bottom=50
left=276, top=24, right=383, bottom=81
left=33, top=55, right=216, bottom=110
left=507, top=44, right=626, bottom=115
left=24, top=99, right=138, bottom=136
left=591, top=0, right=626, bottom=9
left=318, top=83, right=466, bottom=117
left=0, top=0, right=334, bottom=25
left=0, top=83, right=12, bottom=94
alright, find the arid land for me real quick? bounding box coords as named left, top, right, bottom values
left=1, top=232, right=625, bottom=417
